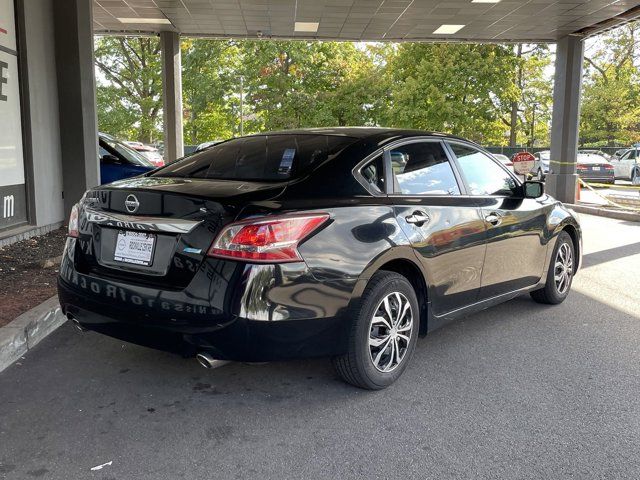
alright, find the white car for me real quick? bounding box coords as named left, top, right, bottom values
left=492, top=154, right=514, bottom=173
left=532, top=151, right=551, bottom=180
left=611, top=148, right=640, bottom=183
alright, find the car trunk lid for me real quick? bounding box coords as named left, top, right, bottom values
left=74, top=177, right=286, bottom=288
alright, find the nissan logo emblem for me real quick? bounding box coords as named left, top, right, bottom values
left=125, top=194, right=140, bottom=213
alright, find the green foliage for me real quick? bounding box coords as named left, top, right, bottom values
left=384, top=43, right=519, bottom=144
left=581, top=23, right=640, bottom=146
left=94, top=27, right=638, bottom=149
left=95, top=36, right=163, bottom=143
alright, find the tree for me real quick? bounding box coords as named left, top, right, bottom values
left=181, top=39, right=239, bottom=143
left=385, top=43, right=519, bottom=145
left=236, top=40, right=387, bottom=131
left=94, top=36, right=163, bottom=143
left=581, top=22, right=640, bottom=146
left=503, top=44, right=553, bottom=147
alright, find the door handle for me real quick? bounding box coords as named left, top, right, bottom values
left=485, top=212, right=503, bottom=226
left=405, top=211, right=430, bottom=226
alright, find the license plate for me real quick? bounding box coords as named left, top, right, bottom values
left=592, top=166, right=601, bottom=171
left=114, top=231, right=156, bottom=266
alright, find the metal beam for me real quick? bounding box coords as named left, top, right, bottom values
left=160, top=31, right=184, bottom=162
left=547, top=35, right=584, bottom=204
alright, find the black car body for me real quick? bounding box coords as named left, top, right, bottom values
left=58, top=128, right=582, bottom=388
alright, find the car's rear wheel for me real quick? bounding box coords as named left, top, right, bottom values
left=530, top=231, right=575, bottom=305
left=333, top=271, right=419, bottom=390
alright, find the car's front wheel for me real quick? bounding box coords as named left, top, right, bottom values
left=333, top=271, right=419, bottom=390
left=531, top=231, right=575, bottom=305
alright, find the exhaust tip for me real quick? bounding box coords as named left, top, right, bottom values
left=196, top=352, right=229, bottom=370
left=70, top=317, right=86, bottom=332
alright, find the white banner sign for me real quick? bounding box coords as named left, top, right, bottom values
left=0, top=0, right=17, bottom=52
left=0, top=51, right=25, bottom=187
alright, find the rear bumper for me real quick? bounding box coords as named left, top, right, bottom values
left=57, top=238, right=353, bottom=361
left=579, top=173, right=614, bottom=183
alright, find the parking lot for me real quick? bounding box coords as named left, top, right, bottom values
left=0, top=213, right=639, bottom=479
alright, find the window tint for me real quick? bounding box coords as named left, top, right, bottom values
left=360, top=155, right=385, bottom=193
left=390, top=142, right=460, bottom=195
left=449, top=143, right=518, bottom=196
left=153, top=134, right=355, bottom=181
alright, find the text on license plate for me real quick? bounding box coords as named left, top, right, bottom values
left=114, top=231, right=155, bottom=266
left=592, top=166, right=601, bottom=171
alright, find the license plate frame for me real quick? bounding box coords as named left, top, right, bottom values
left=592, top=166, right=601, bottom=171
left=114, top=230, right=156, bottom=266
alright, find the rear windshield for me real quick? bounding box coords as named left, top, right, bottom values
left=153, top=134, right=356, bottom=181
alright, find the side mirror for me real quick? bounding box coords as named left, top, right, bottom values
left=523, top=181, right=544, bottom=199
left=101, top=154, right=121, bottom=165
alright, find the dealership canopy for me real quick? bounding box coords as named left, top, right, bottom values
left=93, top=0, right=640, bottom=42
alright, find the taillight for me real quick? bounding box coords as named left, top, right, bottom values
left=577, top=163, right=588, bottom=171
left=208, top=213, right=330, bottom=263
left=68, top=204, right=79, bottom=238
left=604, top=164, right=614, bottom=170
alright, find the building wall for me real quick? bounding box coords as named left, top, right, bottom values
left=21, top=0, right=64, bottom=228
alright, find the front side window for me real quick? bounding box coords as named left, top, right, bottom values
left=390, top=142, right=460, bottom=195
left=449, top=143, right=518, bottom=196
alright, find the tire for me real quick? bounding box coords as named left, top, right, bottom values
left=333, top=271, right=419, bottom=390
left=632, top=168, right=640, bottom=185
left=531, top=231, right=575, bottom=305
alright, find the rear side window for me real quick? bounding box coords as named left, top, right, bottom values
left=153, top=134, right=355, bottom=181
left=359, top=155, right=385, bottom=194
left=449, top=143, right=518, bottom=196
left=390, top=142, right=460, bottom=195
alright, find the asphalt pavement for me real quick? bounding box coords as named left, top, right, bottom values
left=0, top=213, right=639, bottom=479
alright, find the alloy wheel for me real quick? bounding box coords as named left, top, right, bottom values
left=368, top=292, right=413, bottom=373
left=554, top=242, right=573, bottom=295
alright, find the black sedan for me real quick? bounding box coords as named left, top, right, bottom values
left=576, top=152, right=615, bottom=184
left=58, top=128, right=582, bottom=389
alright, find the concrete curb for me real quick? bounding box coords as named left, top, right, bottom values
left=0, top=296, right=66, bottom=374
left=566, top=203, right=640, bottom=222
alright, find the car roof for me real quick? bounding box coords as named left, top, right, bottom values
left=244, top=127, right=468, bottom=144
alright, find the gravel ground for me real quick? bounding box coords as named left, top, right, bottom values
left=0, top=228, right=66, bottom=327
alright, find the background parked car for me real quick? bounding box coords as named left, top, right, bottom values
left=99, top=133, right=155, bottom=184
left=126, top=143, right=165, bottom=167
left=611, top=147, right=640, bottom=183
left=492, top=153, right=514, bottom=173
left=532, top=150, right=551, bottom=180
left=576, top=152, right=615, bottom=184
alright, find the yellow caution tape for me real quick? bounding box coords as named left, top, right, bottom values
left=585, top=182, right=640, bottom=190
left=579, top=179, right=640, bottom=212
